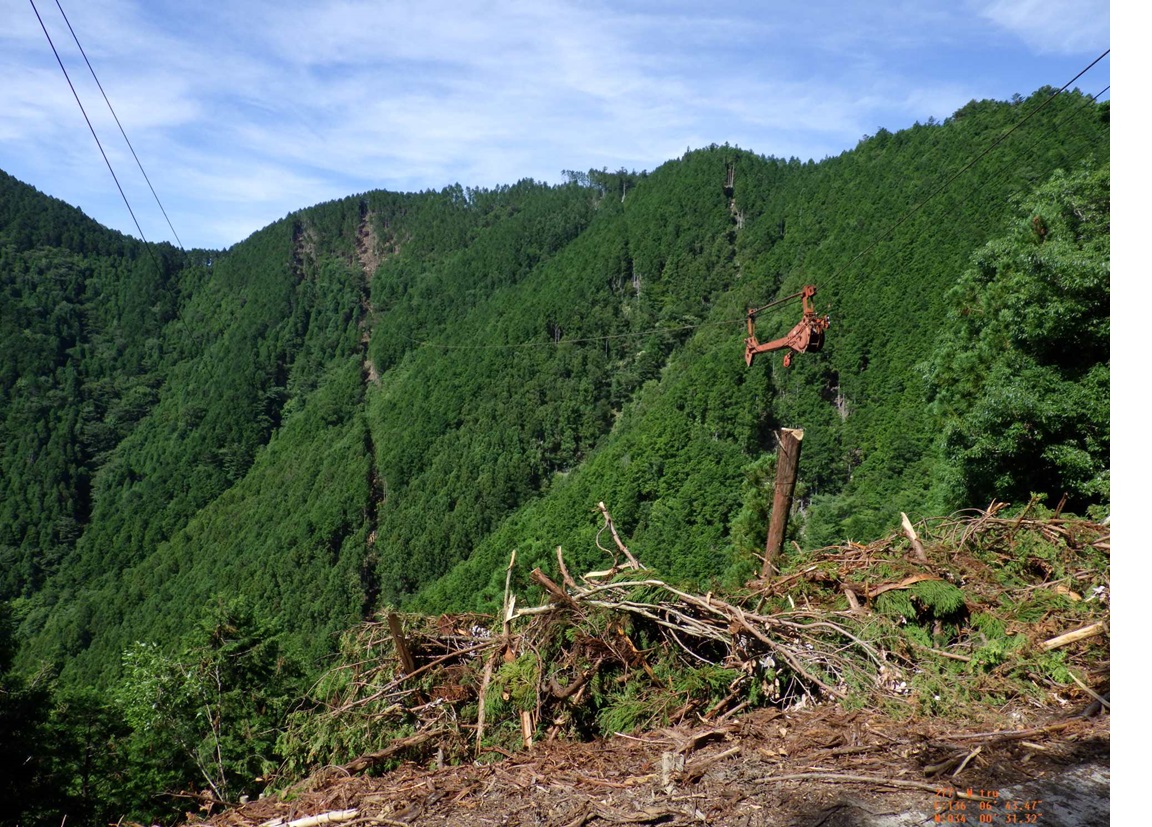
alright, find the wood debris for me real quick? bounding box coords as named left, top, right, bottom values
left=203, top=505, right=1108, bottom=827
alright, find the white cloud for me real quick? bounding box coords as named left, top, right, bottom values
left=0, top=0, right=1111, bottom=249
left=974, top=0, right=1109, bottom=55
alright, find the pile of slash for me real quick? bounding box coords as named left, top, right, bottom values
left=201, top=503, right=1110, bottom=827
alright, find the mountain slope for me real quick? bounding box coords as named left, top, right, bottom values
left=1, top=89, right=1109, bottom=686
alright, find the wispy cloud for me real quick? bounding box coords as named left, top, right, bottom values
left=974, top=0, right=1110, bottom=55
left=0, top=0, right=1110, bottom=249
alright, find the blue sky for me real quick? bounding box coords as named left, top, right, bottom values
left=2, top=0, right=1111, bottom=251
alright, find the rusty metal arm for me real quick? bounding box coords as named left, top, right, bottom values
left=744, top=285, right=830, bottom=367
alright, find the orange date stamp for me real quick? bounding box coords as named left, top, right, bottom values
left=932, top=785, right=1044, bottom=824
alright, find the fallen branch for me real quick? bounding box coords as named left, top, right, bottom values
left=260, top=810, right=358, bottom=827
left=682, top=745, right=740, bottom=783
left=952, top=745, right=982, bottom=777
left=1067, top=671, right=1110, bottom=710
left=475, top=646, right=498, bottom=755
left=341, top=730, right=443, bottom=774
left=548, top=658, right=603, bottom=701
left=944, top=719, right=1079, bottom=742
left=531, top=567, right=580, bottom=610
left=386, top=613, right=416, bottom=675
left=866, top=573, right=943, bottom=600
left=760, top=773, right=998, bottom=801
left=1040, top=620, right=1107, bottom=651
left=556, top=545, right=580, bottom=590
left=597, top=501, right=646, bottom=570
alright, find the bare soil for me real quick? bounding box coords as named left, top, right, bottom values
left=201, top=701, right=1108, bottom=827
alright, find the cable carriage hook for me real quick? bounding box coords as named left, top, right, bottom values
left=744, top=285, right=830, bottom=368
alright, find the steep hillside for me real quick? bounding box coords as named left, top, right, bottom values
left=2, top=89, right=1108, bottom=691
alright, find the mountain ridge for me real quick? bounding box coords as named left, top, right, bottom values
left=1, top=89, right=1109, bottom=688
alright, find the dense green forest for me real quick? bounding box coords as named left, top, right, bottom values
left=0, top=88, right=1108, bottom=824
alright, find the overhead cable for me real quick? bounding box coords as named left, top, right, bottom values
left=831, top=49, right=1110, bottom=281
left=29, top=0, right=164, bottom=269
left=52, top=0, right=184, bottom=249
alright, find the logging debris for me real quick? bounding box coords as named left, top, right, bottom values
left=204, top=504, right=1108, bottom=827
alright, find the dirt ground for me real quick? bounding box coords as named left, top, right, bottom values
left=200, top=699, right=1108, bottom=827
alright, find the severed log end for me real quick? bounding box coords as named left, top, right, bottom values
left=900, top=512, right=929, bottom=564
left=386, top=612, right=417, bottom=675
left=1040, top=620, right=1108, bottom=651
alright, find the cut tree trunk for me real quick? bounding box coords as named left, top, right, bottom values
left=764, top=428, right=804, bottom=578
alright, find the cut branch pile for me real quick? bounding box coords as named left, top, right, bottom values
left=277, top=502, right=1108, bottom=791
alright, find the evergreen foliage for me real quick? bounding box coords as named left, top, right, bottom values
left=0, top=601, right=62, bottom=827
left=926, top=163, right=1110, bottom=510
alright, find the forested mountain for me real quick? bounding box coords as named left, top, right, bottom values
left=0, top=89, right=1108, bottom=823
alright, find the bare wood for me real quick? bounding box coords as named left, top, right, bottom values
left=908, top=641, right=972, bottom=663
left=682, top=745, right=740, bottom=783
left=675, top=725, right=736, bottom=755
left=475, top=647, right=498, bottom=756
left=502, top=549, right=517, bottom=638
left=597, top=501, right=646, bottom=569
left=1067, top=670, right=1110, bottom=709
left=952, top=745, right=982, bottom=777
left=1040, top=621, right=1107, bottom=651
left=716, top=700, right=750, bottom=721
left=763, top=429, right=803, bottom=578
left=945, top=720, right=1078, bottom=742
left=555, top=545, right=580, bottom=590
left=530, top=567, right=579, bottom=609
left=259, top=810, right=358, bottom=827
left=660, top=751, right=685, bottom=792
left=759, top=564, right=819, bottom=592
left=867, top=574, right=943, bottom=599
left=520, top=709, right=534, bottom=750
left=923, top=752, right=966, bottom=776
left=509, top=605, right=557, bottom=618
left=547, top=658, right=603, bottom=701
left=900, top=512, right=929, bottom=563
left=843, top=587, right=861, bottom=610
left=583, top=566, right=622, bottom=580
left=386, top=612, right=416, bottom=676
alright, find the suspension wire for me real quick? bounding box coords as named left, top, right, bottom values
left=52, top=0, right=184, bottom=249
left=418, top=56, right=1108, bottom=356
left=413, top=318, right=734, bottom=351
left=968, top=82, right=1109, bottom=208
left=29, top=0, right=165, bottom=275
left=828, top=49, right=1110, bottom=283
left=746, top=289, right=809, bottom=318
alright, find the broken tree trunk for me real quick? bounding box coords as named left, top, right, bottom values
left=901, top=512, right=929, bottom=564
left=763, top=428, right=804, bottom=578
left=387, top=612, right=416, bottom=676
